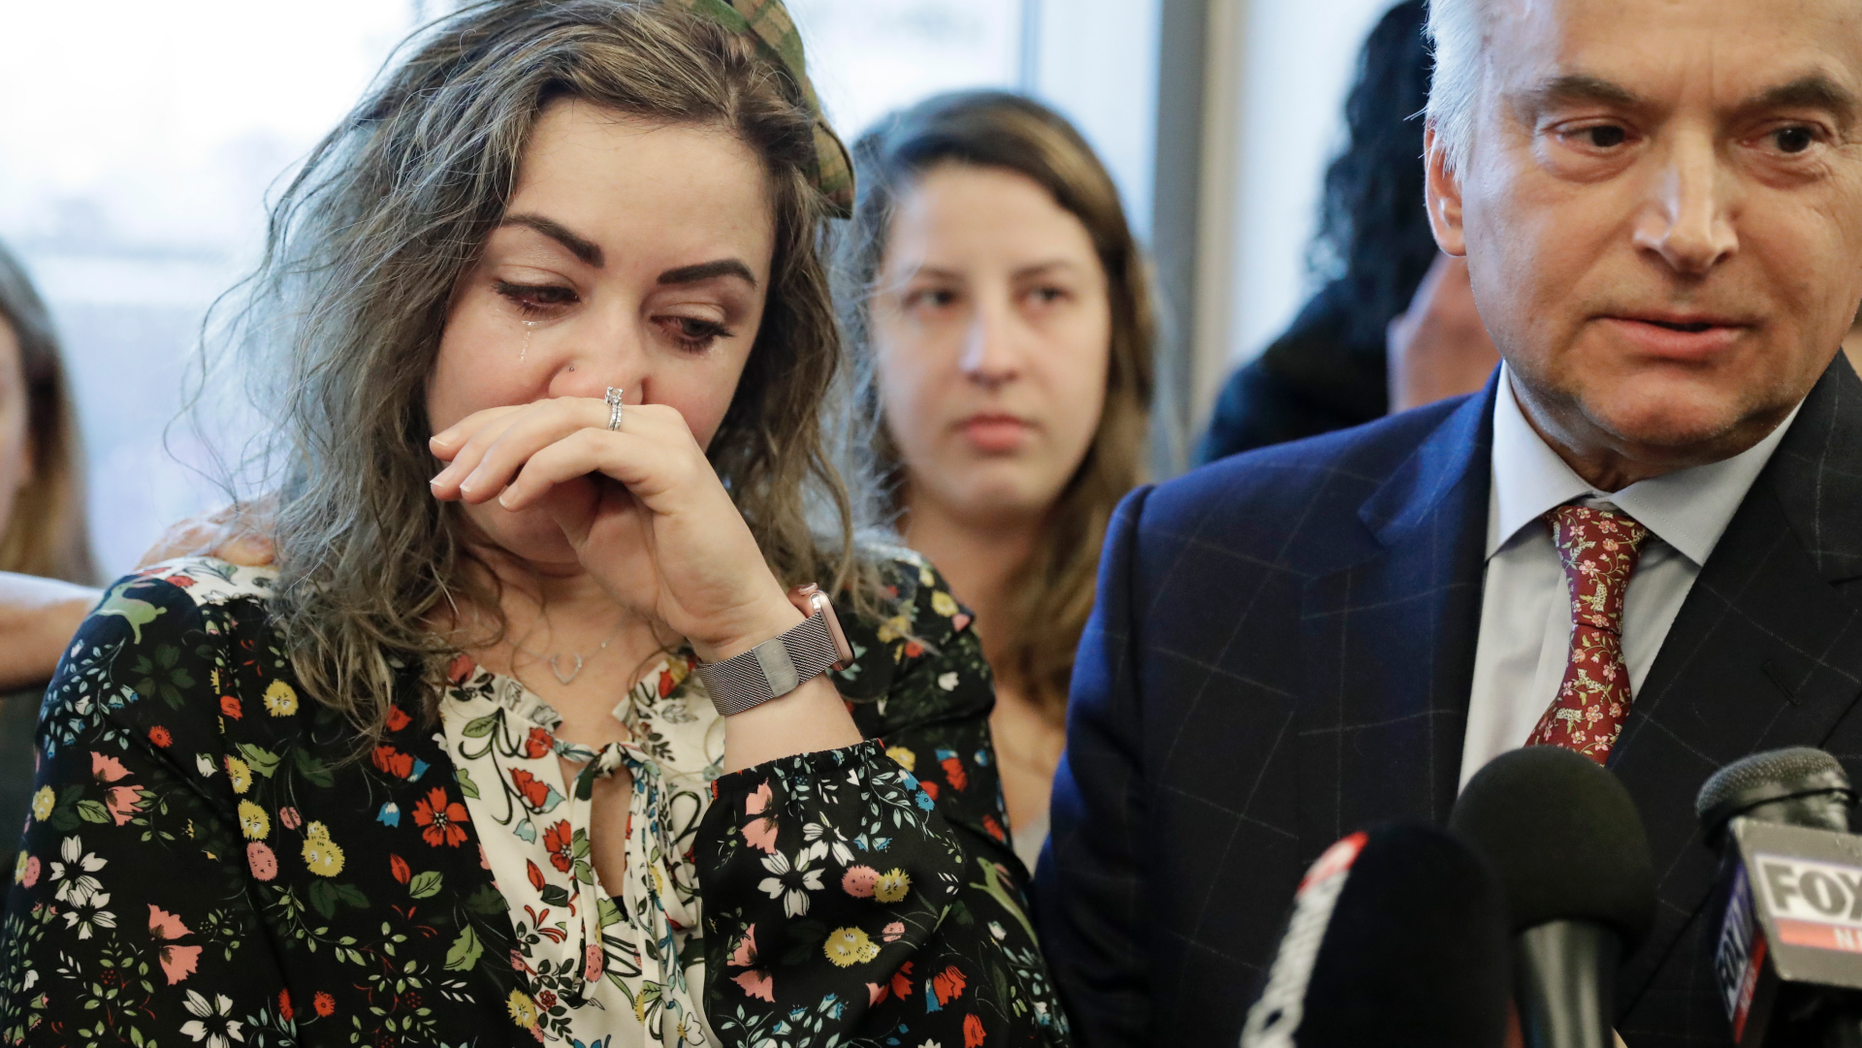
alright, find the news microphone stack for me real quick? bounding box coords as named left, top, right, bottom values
left=1696, top=746, right=1862, bottom=1045
left=1238, top=822, right=1512, bottom=1048
left=1450, top=747, right=1657, bottom=1048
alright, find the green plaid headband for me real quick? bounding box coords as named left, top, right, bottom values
left=667, top=0, right=855, bottom=218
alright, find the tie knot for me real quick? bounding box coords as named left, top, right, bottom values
left=571, top=741, right=631, bottom=793
left=1544, top=504, right=1649, bottom=629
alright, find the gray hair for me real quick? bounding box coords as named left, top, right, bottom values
left=1424, top=0, right=1485, bottom=174
left=200, top=0, right=883, bottom=740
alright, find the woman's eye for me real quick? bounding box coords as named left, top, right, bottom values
left=907, top=288, right=959, bottom=311
left=493, top=280, right=578, bottom=315
left=1027, top=286, right=1068, bottom=305
left=1772, top=126, right=1816, bottom=154
left=659, top=316, right=733, bottom=352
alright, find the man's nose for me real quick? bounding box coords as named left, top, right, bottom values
left=1634, top=134, right=1738, bottom=276
left=958, top=296, right=1026, bottom=390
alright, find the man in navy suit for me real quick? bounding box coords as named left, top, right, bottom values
left=1036, top=0, right=1862, bottom=1044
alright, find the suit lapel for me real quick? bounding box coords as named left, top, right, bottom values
left=1295, top=383, right=1495, bottom=861
left=1612, top=357, right=1862, bottom=1006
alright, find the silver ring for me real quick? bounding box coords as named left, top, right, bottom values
left=604, top=387, right=624, bottom=431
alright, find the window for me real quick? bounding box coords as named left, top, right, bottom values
left=1227, top=0, right=1414, bottom=365
left=788, top=0, right=1024, bottom=141
left=0, top=1, right=419, bottom=575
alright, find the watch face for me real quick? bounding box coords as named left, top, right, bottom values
left=810, top=590, right=855, bottom=668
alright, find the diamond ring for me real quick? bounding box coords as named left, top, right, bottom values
left=604, top=387, right=624, bottom=431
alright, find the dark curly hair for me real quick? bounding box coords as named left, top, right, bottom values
left=1304, top=0, right=1439, bottom=350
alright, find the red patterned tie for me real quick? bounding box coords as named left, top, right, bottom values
left=1524, top=504, right=1651, bottom=763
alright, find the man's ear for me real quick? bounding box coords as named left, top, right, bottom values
left=1424, top=124, right=1468, bottom=258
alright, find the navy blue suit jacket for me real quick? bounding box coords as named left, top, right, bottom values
left=1036, top=357, right=1862, bottom=1047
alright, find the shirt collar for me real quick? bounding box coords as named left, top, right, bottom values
left=1487, top=363, right=1801, bottom=564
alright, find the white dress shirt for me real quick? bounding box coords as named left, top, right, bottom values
left=1456, top=366, right=1802, bottom=788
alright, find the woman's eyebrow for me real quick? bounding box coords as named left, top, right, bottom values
left=499, top=213, right=604, bottom=267
left=658, top=259, right=757, bottom=287
left=1013, top=259, right=1082, bottom=279
left=895, top=264, right=965, bottom=283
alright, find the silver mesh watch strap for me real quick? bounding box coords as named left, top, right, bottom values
left=695, top=610, right=843, bottom=716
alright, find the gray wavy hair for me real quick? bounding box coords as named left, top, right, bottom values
left=1424, top=0, right=1484, bottom=174
left=201, top=0, right=880, bottom=738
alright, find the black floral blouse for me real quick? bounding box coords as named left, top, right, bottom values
left=0, top=553, right=1068, bottom=1047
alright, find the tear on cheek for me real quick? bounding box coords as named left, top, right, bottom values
left=518, top=322, right=537, bottom=363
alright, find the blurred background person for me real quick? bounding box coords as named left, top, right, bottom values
left=1196, top=0, right=1499, bottom=463
left=0, top=244, right=94, bottom=587
left=842, top=90, right=1154, bottom=868
left=0, top=241, right=98, bottom=873
left=0, top=246, right=275, bottom=873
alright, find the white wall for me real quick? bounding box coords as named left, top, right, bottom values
left=1218, top=0, right=1406, bottom=382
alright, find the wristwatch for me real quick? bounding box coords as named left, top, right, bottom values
left=696, top=584, right=854, bottom=716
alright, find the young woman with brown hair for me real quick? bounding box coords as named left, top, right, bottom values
left=0, top=245, right=260, bottom=692
left=0, top=241, right=100, bottom=876
left=839, top=91, right=1155, bottom=868
left=0, top=5, right=1067, bottom=1045
left=0, top=240, right=105, bottom=693
left=0, top=241, right=94, bottom=588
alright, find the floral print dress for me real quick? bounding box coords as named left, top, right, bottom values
left=0, top=554, right=1070, bottom=1048
left=438, top=650, right=723, bottom=1045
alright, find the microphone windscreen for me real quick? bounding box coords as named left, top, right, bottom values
left=1695, top=746, right=1854, bottom=838
left=1450, top=746, right=1656, bottom=947
left=1242, top=822, right=1511, bottom=1048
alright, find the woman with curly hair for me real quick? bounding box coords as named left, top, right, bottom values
left=0, top=3, right=1067, bottom=1046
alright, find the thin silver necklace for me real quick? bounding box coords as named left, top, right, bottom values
left=514, top=618, right=626, bottom=685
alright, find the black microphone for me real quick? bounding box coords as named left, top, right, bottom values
left=1696, top=746, right=1862, bottom=1045
left=1238, top=822, right=1512, bottom=1048
left=1698, top=746, right=1854, bottom=842
left=1450, top=747, right=1657, bottom=1048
